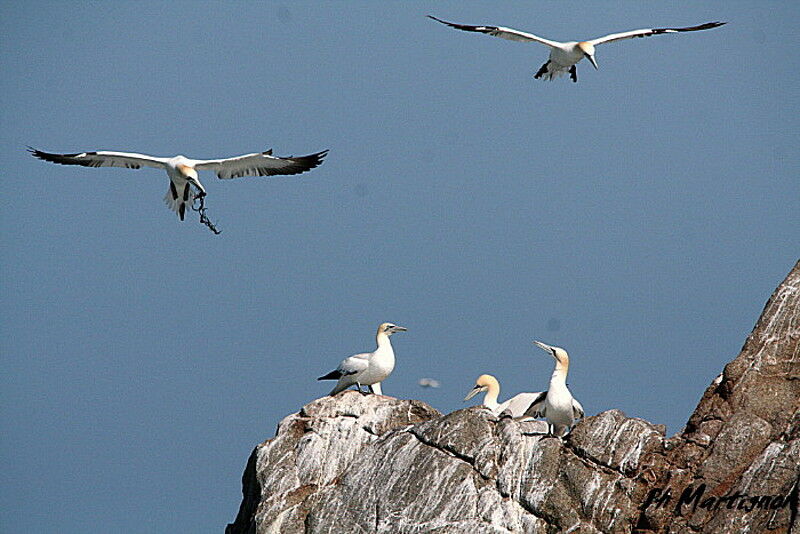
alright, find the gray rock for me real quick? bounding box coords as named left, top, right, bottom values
left=227, top=261, right=800, bottom=533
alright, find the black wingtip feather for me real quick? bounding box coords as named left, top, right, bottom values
left=284, top=149, right=329, bottom=176
left=28, top=147, right=97, bottom=167
left=654, top=21, right=728, bottom=34
left=427, top=15, right=490, bottom=34
left=677, top=21, right=728, bottom=31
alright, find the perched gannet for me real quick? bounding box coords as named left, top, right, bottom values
left=428, top=15, right=726, bottom=82
left=317, top=323, right=407, bottom=396
left=464, top=374, right=543, bottom=419
left=526, top=341, right=584, bottom=436
left=28, top=147, right=328, bottom=221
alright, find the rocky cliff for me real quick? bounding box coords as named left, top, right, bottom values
left=226, top=262, right=799, bottom=534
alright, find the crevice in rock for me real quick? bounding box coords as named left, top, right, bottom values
left=405, top=427, right=490, bottom=481
left=562, top=437, right=630, bottom=479
left=227, top=261, right=800, bottom=534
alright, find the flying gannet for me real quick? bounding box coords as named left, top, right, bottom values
left=525, top=341, right=584, bottom=436
left=428, top=15, right=726, bottom=82
left=317, top=323, right=407, bottom=396
left=464, top=374, right=544, bottom=419
left=28, top=147, right=328, bottom=222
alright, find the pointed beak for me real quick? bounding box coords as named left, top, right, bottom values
left=533, top=340, right=550, bottom=351
left=533, top=340, right=554, bottom=354
left=464, top=386, right=482, bottom=401
left=587, top=55, right=598, bottom=70
left=392, top=325, right=408, bottom=333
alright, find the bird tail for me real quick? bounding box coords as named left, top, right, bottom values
left=163, top=181, right=194, bottom=221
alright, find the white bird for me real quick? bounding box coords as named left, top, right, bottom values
left=464, top=374, right=544, bottom=419
left=29, top=147, right=328, bottom=222
left=428, top=16, right=726, bottom=82
left=525, top=341, right=584, bottom=436
left=317, top=323, right=407, bottom=396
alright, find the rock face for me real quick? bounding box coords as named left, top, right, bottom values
left=227, top=262, right=799, bottom=534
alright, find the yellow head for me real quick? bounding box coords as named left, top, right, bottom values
left=377, top=322, right=408, bottom=337
left=577, top=42, right=598, bottom=69
left=464, top=374, right=500, bottom=401
left=533, top=340, right=570, bottom=371
left=176, top=164, right=198, bottom=181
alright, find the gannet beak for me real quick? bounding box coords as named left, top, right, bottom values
left=587, top=55, right=598, bottom=70
left=392, top=325, right=408, bottom=332
left=464, top=386, right=483, bottom=401
left=533, top=340, right=551, bottom=352
left=533, top=340, right=558, bottom=359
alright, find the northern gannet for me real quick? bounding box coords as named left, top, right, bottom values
left=29, top=147, right=328, bottom=221
left=464, top=374, right=543, bottom=419
left=428, top=15, right=726, bottom=82
left=525, top=341, right=584, bottom=436
left=317, top=323, right=407, bottom=396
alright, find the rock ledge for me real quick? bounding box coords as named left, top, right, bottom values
left=227, top=262, right=799, bottom=533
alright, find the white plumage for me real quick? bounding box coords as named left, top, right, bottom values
left=318, top=323, right=407, bottom=396
left=29, top=147, right=327, bottom=221
left=525, top=341, right=585, bottom=436
left=428, top=16, right=726, bottom=82
left=464, top=374, right=543, bottom=419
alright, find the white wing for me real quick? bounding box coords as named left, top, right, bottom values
left=29, top=148, right=168, bottom=169
left=498, top=392, right=545, bottom=419
left=572, top=398, right=585, bottom=420
left=589, top=22, right=726, bottom=46
left=192, top=149, right=328, bottom=180
left=522, top=391, right=548, bottom=419
left=428, top=16, right=560, bottom=48
left=336, top=352, right=370, bottom=376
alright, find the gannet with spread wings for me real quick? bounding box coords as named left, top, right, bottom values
left=428, top=16, right=726, bottom=82
left=29, top=147, right=328, bottom=223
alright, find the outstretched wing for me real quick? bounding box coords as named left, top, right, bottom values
left=523, top=391, right=548, bottom=419
left=28, top=148, right=168, bottom=170
left=192, top=149, right=328, bottom=180
left=589, top=22, right=726, bottom=46
left=428, top=16, right=560, bottom=47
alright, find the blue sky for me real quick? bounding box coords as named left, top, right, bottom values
left=2, top=2, right=798, bottom=532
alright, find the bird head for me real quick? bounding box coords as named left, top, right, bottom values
left=464, top=374, right=497, bottom=401
left=379, top=322, right=407, bottom=336
left=176, top=163, right=199, bottom=181
left=578, top=42, right=598, bottom=69
left=176, top=164, right=206, bottom=196
left=533, top=340, right=570, bottom=368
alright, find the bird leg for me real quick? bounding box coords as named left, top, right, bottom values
left=569, top=65, right=577, bottom=83
left=534, top=61, right=550, bottom=79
